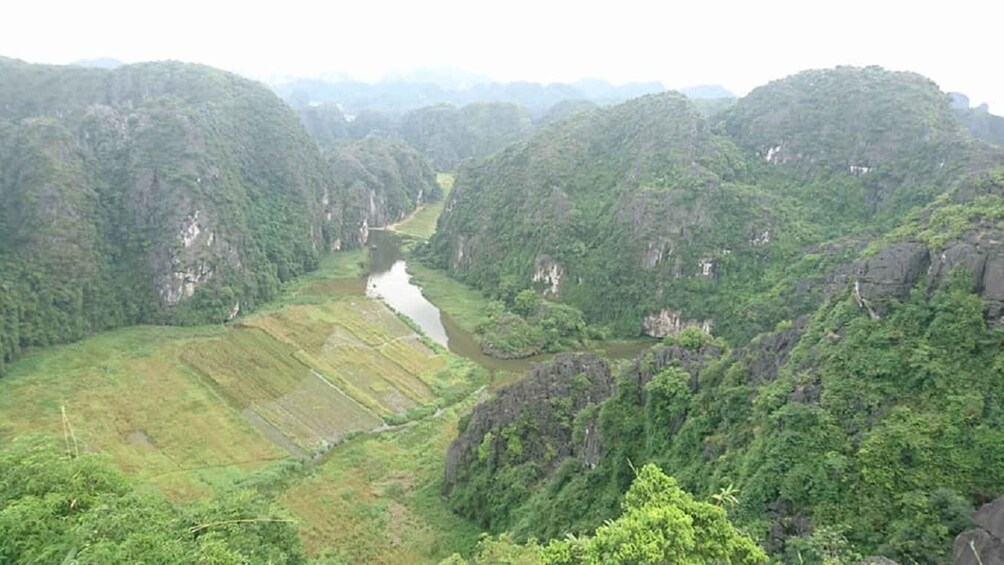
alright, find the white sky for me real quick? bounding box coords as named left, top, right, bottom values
left=2, top=0, right=1001, bottom=111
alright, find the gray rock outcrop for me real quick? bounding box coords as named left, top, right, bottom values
left=850, top=231, right=1004, bottom=324
left=954, top=496, right=1004, bottom=565
left=641, top=309, right=714, bottom=339
left=853, top=243, right=930, bottom=318
left=444, top=354, right=614, bottom=491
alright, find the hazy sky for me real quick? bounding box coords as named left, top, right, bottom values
left=2, top=0, right=1001, bottom=110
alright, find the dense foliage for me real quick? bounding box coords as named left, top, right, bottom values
left=296, top=101, right=536, bottom=171
left=442, top=463, right=766, bottom=564
left=327, top=136, right=441, bottom=228
left=0, top=436, right=304, bottom=563
left=448, top=273, right=1004, bottom=562
left=398, top=103, right=534, bottom=170
left=475, top=291, right=598, bottom=359
left=0, top=58, right=437, bottom=374
left=438, top=67, right=1004, bottom=562
left=426, top=66, right=1004, bottom=344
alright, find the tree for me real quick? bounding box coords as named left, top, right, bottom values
left=542, top=464, right=767, bottom=564
left=0, top=436, right=305, bottom=564
left=513, top=289, right=542, bottom=317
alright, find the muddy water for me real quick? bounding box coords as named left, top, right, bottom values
left=362, top=230, right=652, bottom=379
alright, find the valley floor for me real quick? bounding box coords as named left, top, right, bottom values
left=0, top=248, right=486, bottom=562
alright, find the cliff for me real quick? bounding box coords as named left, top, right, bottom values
left=0, top=58, right=435, bottom=373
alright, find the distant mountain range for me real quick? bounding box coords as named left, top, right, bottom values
left=272, top=76, right=667, bottom=117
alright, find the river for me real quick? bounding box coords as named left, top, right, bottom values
left=362, top=230, right=653, bottom=383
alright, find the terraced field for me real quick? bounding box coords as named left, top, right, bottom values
left=184, top=298, right=451, bottom=453
left=0, top=251, right=478, bottom=499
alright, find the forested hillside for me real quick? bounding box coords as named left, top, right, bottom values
left=327, top=136, right=441, bottom=231
left=295, top=101, right=536, bottom=171
left=436, top=66, right=1004, bottom=563
left=4, top=57, right=1004, bottom=563
left=0, top=58, right=437, bottom=374
left=426, top=66, right=1004, bottom=345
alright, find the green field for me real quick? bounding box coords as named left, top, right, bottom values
left=282, top=391, right=484, bottom=562
left=0, top=325, right=285, bottom=500
left=0, top=228, right=505, bottom=560
left=393, top=173, right=455, bottom=239
left=0, top=248, right=481, bottom=506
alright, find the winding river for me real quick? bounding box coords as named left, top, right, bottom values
left=362, top=230, right=652, bottom=380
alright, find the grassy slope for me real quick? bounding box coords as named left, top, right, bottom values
left=394, top=173, right=455, bottom=239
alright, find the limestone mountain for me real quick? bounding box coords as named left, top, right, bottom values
left=326, top=136, right=441, bottom=237
left=425, top=66, right=1004, bottom=345
left=275, top=76, right=662, bottom=117
left=443, top=167, right=1004, bottom=563
left=398, top=102, right=534, bottom=171
left=950, top=92, right=1004, bottom=147
left=0, top=58, right=437, bottom=373
left=437, top=65, right=1004, bottom=563
left=294, top=101, right=536, bottom=171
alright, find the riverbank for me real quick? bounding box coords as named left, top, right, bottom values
left=389, top=173, right=455, bottom=239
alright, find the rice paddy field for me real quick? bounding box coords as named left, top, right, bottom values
left=0, top=207, right=497, bottom=562
left=0, top=250, right=483, bottom=519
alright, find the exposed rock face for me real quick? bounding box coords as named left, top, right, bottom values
left=532, top=255, right=564, bottom=296
left=444, top=354, right=614, bottom=491
left=733, top=318, right=806, bottom=384
left=642, top=241, right=668, bottom=269
left=954, top=496, right=1004, bottom=565
left=641, top=309, right=713, bottom=338
left=850, top=231, right=1004, bottom=323
left=928, top=230, right=1004, bottom=322
left=853, top=243, right=930, bottom=318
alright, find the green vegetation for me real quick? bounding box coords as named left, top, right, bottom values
left=0, top=58, right=439, bottom=375
left=328, top=136, right=442, bottom=229
left=282, top=395, right=485, bottom=563
left=0, top=237, right=482, bottom=482
left=0, top=324, right=284, bottom=500
left=408, top=261, right=491, bottom=335
left=394, top=173, right=455, bottom=239
left=445, top=274, right=1004, bottom=563
left=475, top=297, right=597, bottom=359
left=5, top=62, right=1004, bottom=564
left=0, top=58, right=337, bottom=369
left=0, top=436, right=304, bottom=564
left=399, top=103, right=535, bottom=170
left=0, top=240, right=489, bottom=560
left=425, top=66, right=1003, bottom=345
left=442, top=464, right=766, bottom=564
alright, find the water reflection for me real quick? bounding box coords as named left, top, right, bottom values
left=362, top=229, right=653, bottom=380
left=367, top=259, right=450, bottom=347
